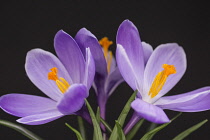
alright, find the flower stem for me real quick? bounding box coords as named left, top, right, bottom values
left=123, top=112, right=141, bottom=135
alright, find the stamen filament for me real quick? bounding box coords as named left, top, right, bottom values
left=107, top=51, right=113, bottom=73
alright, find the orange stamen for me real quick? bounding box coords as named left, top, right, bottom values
left=148, top=64, right=176, bottom=98
left=99, top=37, right=113, bottom=73
left=48, top=67, right=70, bottom=94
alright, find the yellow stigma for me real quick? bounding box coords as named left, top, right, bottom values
left=48, top=67, right=70, bottom=94
left=99, top=37, right=113, bottom=73
left=148, top=64, right=176, bottom=98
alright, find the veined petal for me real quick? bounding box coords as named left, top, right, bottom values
left=0, top=94, right=57, bottom=117
left=83, top=48, right=95, bottom=90
left=17, top=109, right=64, bottom=125
left=54, top=30, right=85, bottom=83
left=57, top=84, right=88, bottom=115
left=116, top=44, right=138, bottom=90
left=105, top=68, right=124, bottom=96
left=143, top=43, right=186, bottom=102
left=142, top=42, right=153, bottom=64
left=25, top=49, right=72, bottom=101
left=131, top=99, right=169, bottom=124
left=116, top=20, right=145, bottom=90
left=154, top=87, right=210, bottom=112
left=75, top=28, right=107, bottom=76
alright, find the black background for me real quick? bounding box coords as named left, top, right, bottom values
left=0, top=1, right=210, bottom=140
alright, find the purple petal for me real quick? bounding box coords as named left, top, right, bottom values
left=143, top=43, right=187, bottom=103
left=75, top=28, right=107, bottom=76
left=17, top=109, right=64, bottom=125
left=25, top=49, right=72, bottom=101
left=116, top=44, right=138, bottom=90
left=105, top=68, right=124, bottom=96
left=131, top=99, right=169, bottom=124
left=116, top=20, right=145, bottom=90
left=0, top=94, right=57, bottom=117
left=83, top=48, right=95, bottom=90
left=54, top=30, right=85, bottom=83
left=142, top=42, right=153, bottom=64
left=57, top=84, right=88, bottom=115
left=155, top=87, right=210, bottom=112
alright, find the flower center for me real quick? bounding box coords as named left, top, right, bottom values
left=48, top=67, right=70, bottom=94
left=148, top=64, right=176, bottom=98
left=99, top=37, right=113, bottom=73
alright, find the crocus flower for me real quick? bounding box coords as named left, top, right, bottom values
left=75, top=28, right=124, bottom=120
left=0, top=30, right=95, bottom=125
left=116, top=20, right=210, bottom=132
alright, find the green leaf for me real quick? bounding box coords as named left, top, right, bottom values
left=140, top=113, right=182, bottom=140
left=77, top=116, right=86, bottom=140
left=96, top=107, right=100, bottom=124
left=126, top=119, right=145, bottom=140
left=172, top=119, right=208, bottom=140
left=65, top=123, right=84, bottom=140
left=0, top=119, right=43, bottom=140
left=100, top=117, right=113, bottom=133
left=85, top=99, right=103, bottom=140
left=115, top=121, right=126, bottom=140
left=109, top=90, right=137, bottom=140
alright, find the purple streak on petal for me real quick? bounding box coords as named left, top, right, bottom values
left=57, top=84, right=88, bottom=115
left=54, top=30, right=85, bottom=83
left=143, top=43, right=187, bottom=103
left=116, top=44, right=138, bottom=90
left=117, top=20, right=145, bottom=90
left=25, top=49, right=72, bottom=101
left=105, top=68, right=124, bottom=96
left=155, top=87, right=210, bottom=112
left=142, top=42, right=153, bottom=64
left=83, top=48, right=95, bottom=90
left=75, top=28, right=107, bottom=76
left=131, top=99, right=170, bottom=124
left=17, top=109, right=64, bottom=125
left=0, top=94, right=57, bottom=117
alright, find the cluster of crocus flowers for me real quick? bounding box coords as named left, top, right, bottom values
left=116, top=20, right=210, bottom=133
left=0, top=19, right=210, bottom=140
left=0, top=30, right=95, bottom=125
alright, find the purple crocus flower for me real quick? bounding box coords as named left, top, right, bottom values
left=0, top=30, right=95, bottom=125
left=116, top=20, right=210, bottom=133
left=75, top=28, right=124, bottom=120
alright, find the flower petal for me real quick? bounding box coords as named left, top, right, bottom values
left=116, top=44, right=138, bottom=90
left=0, top=94, right=57, bottom=117
left=83, top=48, right=95, bottom=90
left=17, top=109, right=64, bottom=125
left=143, top=43, right=187, bottom=102
left=116, top=20, right=145, bottom=90
left=25, top=49, right=72, bottom=101
left=154, top=87, right=210, bottom=112
left=54, top=30, right=85, bottom=83
left=57, top=84, right=88, bottom=115
left=142, top=42, right=153, bottom=64
left=131, top=99, right=170, bottom=124
left=105, top=68, right=124, bottom=96
left=75, top=28, right=107, bottom=76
